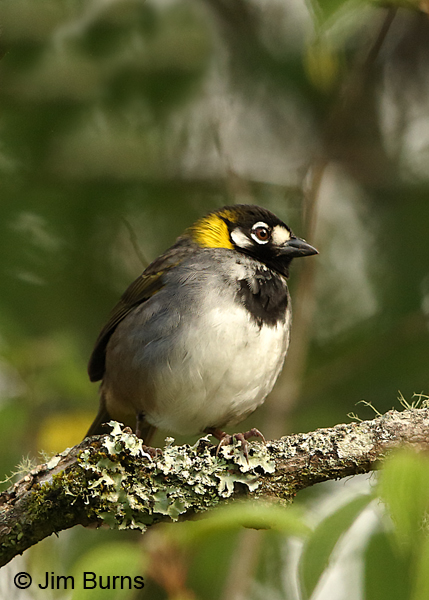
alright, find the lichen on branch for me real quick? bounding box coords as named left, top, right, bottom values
left=1, top=408, right=429, bottom=568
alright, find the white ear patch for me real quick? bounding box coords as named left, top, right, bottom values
left=272, top=225, right=291, bottom=245
left=231, top=227, right=252, bottom=248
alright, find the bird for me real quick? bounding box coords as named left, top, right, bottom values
left=85, top=204, right=318, bottom=451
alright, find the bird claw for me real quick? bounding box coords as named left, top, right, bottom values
left=123, top=425, right=160, bottom=457
left=206, top=427, right=266, bottom=462
left=141, top=444, right=162, bottom=458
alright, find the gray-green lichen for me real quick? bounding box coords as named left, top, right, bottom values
left=77, top=422, right=275, bottom=531
left=336, top=427, right=374, bottom=459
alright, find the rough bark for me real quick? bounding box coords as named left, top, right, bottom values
left=1, top=408, right=428, bottom=568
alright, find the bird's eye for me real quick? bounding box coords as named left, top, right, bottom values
left=251, top=225, right=270, bottom=244
left=255, top=227, right=269, bottom=240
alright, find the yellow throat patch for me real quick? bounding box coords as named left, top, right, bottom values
left=189, top=209, right=236, bottom=249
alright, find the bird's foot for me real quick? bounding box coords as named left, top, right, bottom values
left=142, top=445, right=162, bottom=458
left=205, top=427, right=266, bottom=461
left=123, top=425, right=161, bottom=458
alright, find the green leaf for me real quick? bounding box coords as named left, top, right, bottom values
left=169, top=501, right=309, bottom=546
left=309, top=0, right=364, bottom=24
left=412, top=533, right=429, bottom=600
left=71, top=542, right=146, bottom=600
left=300, top=494, right=373, bottom=599
left=364, top=530, right=412, bottom=600
left=378, top=450, right=429, bottom=549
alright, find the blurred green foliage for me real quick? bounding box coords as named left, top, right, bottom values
left=1, top=0, right=429, bottom=597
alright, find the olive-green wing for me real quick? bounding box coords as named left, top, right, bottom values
left=88, top=271, right=165, bottom=382
left=88, top=236, right=196, bottom=382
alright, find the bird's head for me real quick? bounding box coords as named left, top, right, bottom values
left=188, top=204, right=318, bottom=277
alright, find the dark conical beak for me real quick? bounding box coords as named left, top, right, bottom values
left=279, top=236, right=318, bottom=258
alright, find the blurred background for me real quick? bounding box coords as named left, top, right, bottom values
left=0, top=0, right=429, bottom=598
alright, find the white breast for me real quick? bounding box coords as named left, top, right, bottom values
left=145, top=302, right=291, bottom=435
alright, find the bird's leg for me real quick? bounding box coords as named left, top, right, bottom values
left=134, top=411, right=161, bottom=457
left=205, top=427, right=266, bottom=461
left=135, top=411, right=145, bottom=438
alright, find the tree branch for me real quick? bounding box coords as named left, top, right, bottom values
left=1, top=408, right=429, bottom=567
